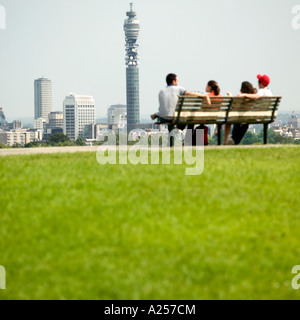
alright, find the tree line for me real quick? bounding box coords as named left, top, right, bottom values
left=0, top=129, right=299, bottom=149
left=209, top=129, right=300, bottom=145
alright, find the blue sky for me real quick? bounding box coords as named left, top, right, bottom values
left=0, top=0, right=300, bottom=119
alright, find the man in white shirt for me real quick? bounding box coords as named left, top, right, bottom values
left=151, top=74, right=211, bottom=146
left=152, top=73, right=211, bottom=122
left=256, top=74, right=273, bottom=97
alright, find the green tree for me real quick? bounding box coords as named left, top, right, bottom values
left=258, top=129, right=294, bottom=145
left=25, top=141, right=40, bottom=148
left=75, top=136, right=86, bottom=146
left=208, top=132, right=222, bottom=146
left=12, top=143, right=22, bottom=148
left=241, top=131, right=260, bottom=145
left=48, top=133, right=71, bottom=145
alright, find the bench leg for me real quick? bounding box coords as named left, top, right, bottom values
left=264, top=124, right=268, bottom=145
left=217, top=124, right=222, bottom=146
left=168, top=125, right=175, bottom=147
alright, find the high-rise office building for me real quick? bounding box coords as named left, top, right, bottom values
left=289, top=112, right=298, bottom=129
left=0, top=107, right=6, bottom=129
left=12, top=120, right=23, bottom=130
left=34, top=77, right=52, bottom=122
left=84, top=123, right=109, bottom=140
left=63, top=93, right=95, bottom=140
left=108, top=105, right=127, bottom=129
left=47, top=112, right=64, bottom=129
left=124, top=3, right=140, bottom=132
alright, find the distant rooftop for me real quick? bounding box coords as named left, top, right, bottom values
left=35, top=77, right=51, bottom=82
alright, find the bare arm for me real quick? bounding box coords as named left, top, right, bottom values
left=184, top=91, right=211, bottom=105
left=238, top=93, right=260, bottom=99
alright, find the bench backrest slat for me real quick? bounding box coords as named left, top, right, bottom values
left=174, top=96, right=281, bottom=125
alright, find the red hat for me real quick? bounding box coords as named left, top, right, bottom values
left=257, top=74, right=270, bottom=87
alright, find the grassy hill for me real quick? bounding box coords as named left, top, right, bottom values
left=0, top=147, right=299, bottom=300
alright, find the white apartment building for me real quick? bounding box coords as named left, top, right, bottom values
left=0, top=131, right=30, bottom=146
left=34, top=117, right=46, bottom=130
left=0, top=129, right=42, bottom=146
left=63, top=93, right=95, bottom=140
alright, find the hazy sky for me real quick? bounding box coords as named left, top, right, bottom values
left=0, top=0, right=300, bottom=120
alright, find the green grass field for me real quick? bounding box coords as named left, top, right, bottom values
left=0, top=147, right=300, bottom=300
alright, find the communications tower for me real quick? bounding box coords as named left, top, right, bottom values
left=124, top=3, right=140, bottom=132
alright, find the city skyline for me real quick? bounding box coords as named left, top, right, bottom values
left=0, top=0, right=300, bottom=120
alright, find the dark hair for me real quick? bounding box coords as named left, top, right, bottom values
left=207, top=80, right=221, bottom=96
left=166, top=73, right=177, bottom=86
left=241, top=81, right=256, bottom=94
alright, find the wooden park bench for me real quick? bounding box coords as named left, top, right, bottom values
left=156, top=96, right=282, bottom=145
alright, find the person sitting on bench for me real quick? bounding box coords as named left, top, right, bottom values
left=151, top=73, right=211, bottom=145
left=199, top=80, right=222, bottom=144
left=151, top=73, right=211, bottom=124
left=225, top=81, right=257, bottom=145
left=206, top=80, right=222, bottom=98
